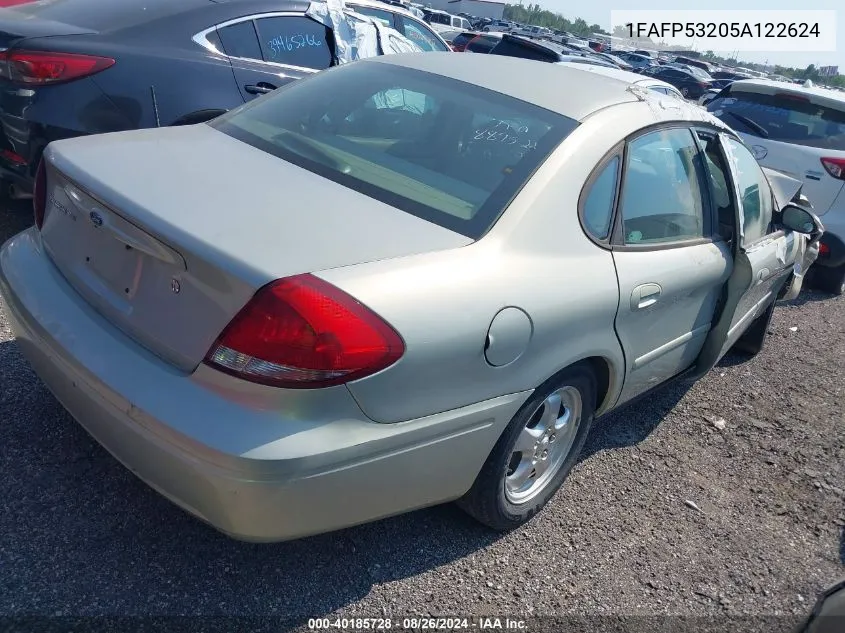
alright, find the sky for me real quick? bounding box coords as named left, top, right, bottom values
left=534, top=0, right=843, bottom=71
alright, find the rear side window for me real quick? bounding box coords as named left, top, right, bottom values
left=211, top=62, right=576, bottom=239
left=467, top=35, right=499, bottom=53
left=581, top=156, right=620, bottom=240
left=254, top=16, right=332, bottom=70
left=452, top=33, right=475, bottom=48
left=399, top=16, right=448, bottom=51
left=217, top=21, right=263, bottom=61
left=708, top=90, right=845, bottom=150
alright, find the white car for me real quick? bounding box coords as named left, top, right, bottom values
left=707, top=79, right=845, bottom=294
left=345, top=0, right=451, bottom=52
left=556, top=63, right=685, bottom=101
left=424, top=9, right=472, bottom=32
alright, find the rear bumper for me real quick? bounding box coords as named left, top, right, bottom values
left=0, top=228, right=529, bottom=542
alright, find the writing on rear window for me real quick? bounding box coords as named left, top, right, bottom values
left=267, top=33, right=323, bottom=58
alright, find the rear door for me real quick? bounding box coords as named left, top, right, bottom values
left=694, top=131, right=804, bottom=373
left=608, top=126, right=732, bottom=406
left=706, top=87, right=845, bottom=215
left=209, top=13, right=329, bottom=102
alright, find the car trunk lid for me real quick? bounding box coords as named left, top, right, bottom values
left=39, top=124, right=471, bottom=372
left=0, top=3, right=95, bottom=50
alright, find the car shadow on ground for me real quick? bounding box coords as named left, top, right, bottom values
left=578, top=376, right=692, bottom=463
left=780, top=288, right=837, bottom=307
left=0, top=333, right=688, bottom=617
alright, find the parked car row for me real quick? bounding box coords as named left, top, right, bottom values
left=0, top=0, right=449, bottom=198
left=706, top=79, right=845, bottom=295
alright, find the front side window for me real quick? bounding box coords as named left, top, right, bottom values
left=348, top=5, right=394, bottom=28
left=725, top=137, right=774, bottom=244
left=211, top=62, right=576, bottom=239
left=254, top=16, right=332, bottom=70
left=619, top=128, right=708, bottom=245
left=696, top=130, right=737, bottom=241
left=708, top=90, right=845, bottom=150
left=399, top=16, right=449, bottom=51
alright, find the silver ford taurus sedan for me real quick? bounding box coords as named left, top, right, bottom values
left=0, top=53, right=823, bottom=542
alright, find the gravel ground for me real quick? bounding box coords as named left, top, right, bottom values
left=0, top=203, right=842, bottom=628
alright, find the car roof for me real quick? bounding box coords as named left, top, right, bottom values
left=556, top=62, right=677, bottom=90
left=728, top=79, right=845, bottom=111
left=345, top=0, right=417, bottom=19
left=368, top=53, right=727, bottom=125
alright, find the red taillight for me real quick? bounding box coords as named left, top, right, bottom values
left=1, top=149, right=26, bottom=166
left=0, top=50, right=115, bottom=85
left=204, top=274, right=405, bottom=388
left=819, top=242, right=830, bottom=256
left=820, top=157, right=845, bottom=180
left=33, top=158, right=46, bottom=230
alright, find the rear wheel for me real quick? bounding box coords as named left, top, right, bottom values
left=811, top=263, right=845, bottom=296
left=457, top=366, right=596, bottom=531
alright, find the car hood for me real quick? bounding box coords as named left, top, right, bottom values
left=762, top=165, right=805, bottom=210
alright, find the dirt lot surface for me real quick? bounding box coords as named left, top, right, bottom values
left=1, top=204, right=842, bottom=630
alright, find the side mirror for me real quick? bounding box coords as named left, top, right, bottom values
left=781, top=204, right=825, bottom=241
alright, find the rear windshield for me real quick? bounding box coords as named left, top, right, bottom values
left=211, top=62, right=576, bottom=239
left=708, top=90, right=845, bottom=150
left=2, top=0, right=203, bottom=31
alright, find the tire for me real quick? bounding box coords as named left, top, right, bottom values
left=457, top=365, right=597, bottom=531
left=732, top=299, right=776, bottom=357
left=811, top=263, right=845, bottom=296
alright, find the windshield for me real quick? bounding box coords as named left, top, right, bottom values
left=708, top=90, right=845, bottom=150
left=211, top=62, right=577, bottom=239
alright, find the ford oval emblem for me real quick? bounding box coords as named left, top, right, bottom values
left=89, top=211, right=103, bottom=227
left=751, top=145, right=768, bottom=160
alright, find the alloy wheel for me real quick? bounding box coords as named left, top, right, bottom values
left=504, top=386, right=582, bottom=504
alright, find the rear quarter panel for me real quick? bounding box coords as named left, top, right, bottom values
left=319, top=102, right=661, bottom=424
left=87, top=43, right=243, bottom=128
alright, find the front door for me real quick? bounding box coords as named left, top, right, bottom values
left=610, top=126, right=732, bottom=406
left=694, top=132, right=804, bottom=373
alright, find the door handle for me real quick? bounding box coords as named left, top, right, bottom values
left=631, top=283, right=662, bottom=310
left=244, top=83, right=276, bottom=95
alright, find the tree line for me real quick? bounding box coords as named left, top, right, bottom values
left=502, top=4, right=605, bottom=37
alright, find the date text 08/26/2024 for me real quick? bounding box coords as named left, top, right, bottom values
left=307, top=617, right=528, bottom=631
